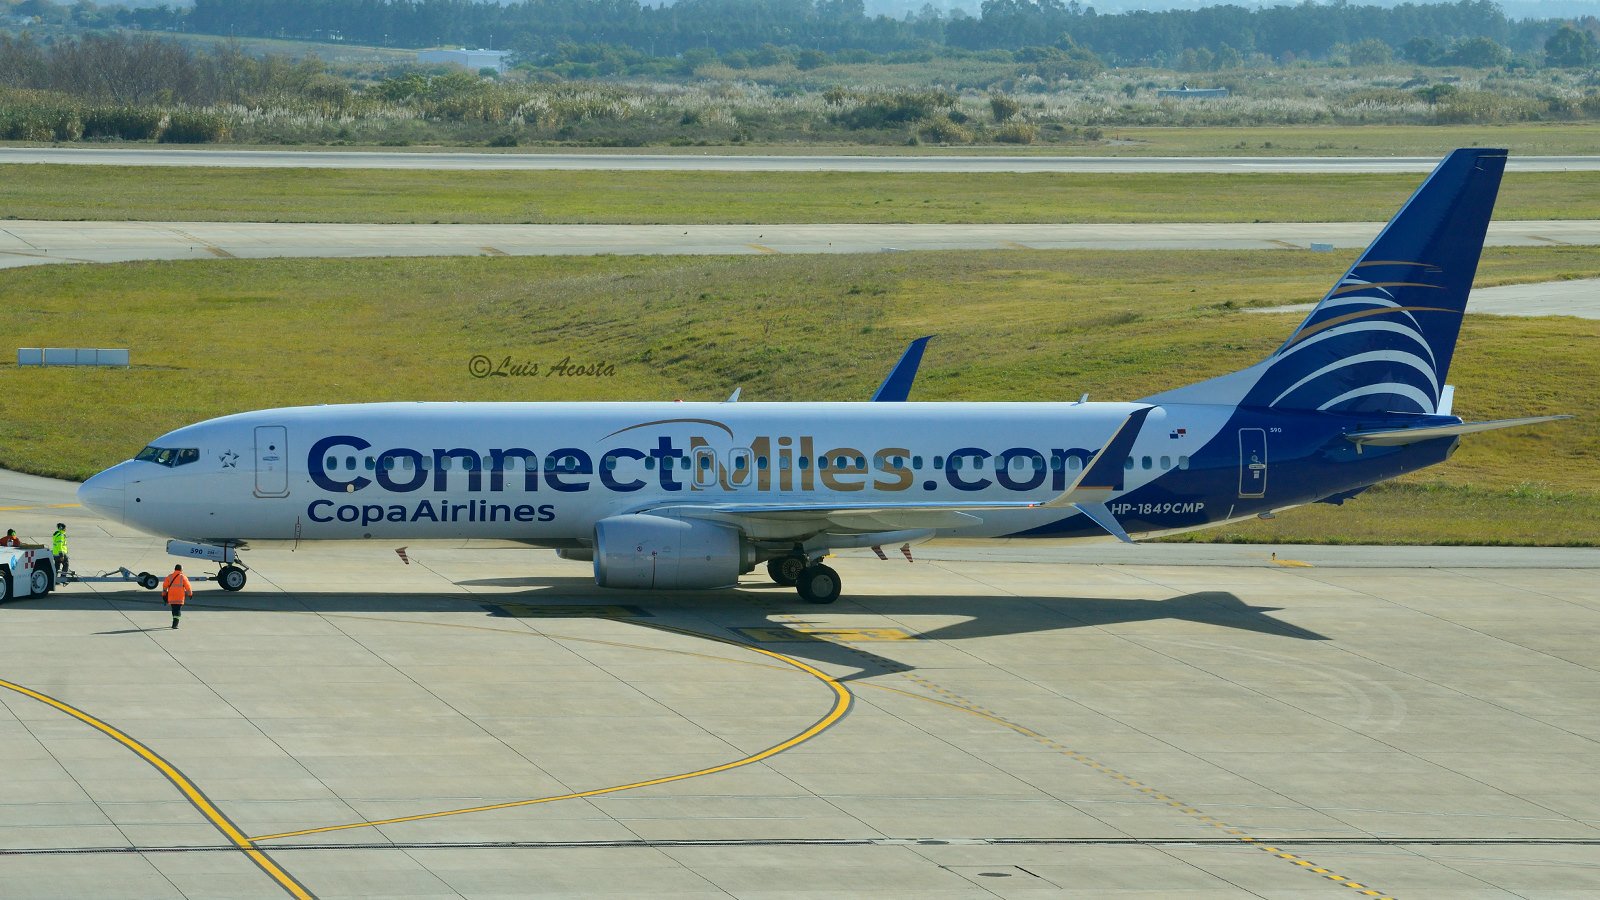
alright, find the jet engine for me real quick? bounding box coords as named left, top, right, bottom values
left=592, top=514, right=756, bottom=590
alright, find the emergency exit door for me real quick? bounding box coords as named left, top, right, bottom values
left=1238, top=428, right=1267, bottom=498
left=254, top=426, right=290, bottom=498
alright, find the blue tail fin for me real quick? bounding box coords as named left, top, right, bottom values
left=1147, top=148, right=1507, bottom=414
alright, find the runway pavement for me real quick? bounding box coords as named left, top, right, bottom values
left=4, top=219, right=1599, bottom=270
left=4, top=469, right=1599, bottom=898
left=1250, top=277, right=1600, bottom=321
left=4, top=147, right=1599, bottom=172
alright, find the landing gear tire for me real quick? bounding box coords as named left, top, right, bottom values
left=30, top=564, right=53, bottom=596
left=767, top=556, right=806, bottom=587
left=795, top=564, right=841, bottom=605
left=217, top=565, right=247, bottom=592
left=138, top=572, right=160, bottom=591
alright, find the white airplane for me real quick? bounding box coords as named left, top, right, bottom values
left=77, top=149, right=1567, bottom=603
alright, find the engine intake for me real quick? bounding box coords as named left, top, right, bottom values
left=593, top=514, right=754, bottom=590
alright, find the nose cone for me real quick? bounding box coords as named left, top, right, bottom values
left=78, top=464, right=127, bottom=525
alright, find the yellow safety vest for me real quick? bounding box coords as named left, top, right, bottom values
left=52, top=530, right=67, bottom=554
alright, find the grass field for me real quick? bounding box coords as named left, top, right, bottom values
left=3, top=166, right=1596, bottom=225
left=2, top=247, right=1595, bottom=545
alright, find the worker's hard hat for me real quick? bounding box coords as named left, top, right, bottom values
left=56, top=523, right=65, bottom=529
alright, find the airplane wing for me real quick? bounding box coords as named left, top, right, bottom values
left=1345, top=415, right=1572, bottom=447
left=643, top=406, right=1152, bottom=540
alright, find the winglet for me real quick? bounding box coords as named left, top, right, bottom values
left=1042, top=406, right=1154, bottom=508
left=872, top=336, right=933, bottom=402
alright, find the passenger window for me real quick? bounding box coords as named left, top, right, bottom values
left=819, top=457, right=829, bottom=471
left=913, top=456, right=923, bottom=469
left=699, top=456, right=711, bottom=470
left=854, top=456, right=865, bottom=468
left=345, top=456, right=356, bottom=470
left=603, top=457, right=617, bottom=471
left=778, top=457, right=789, bottom=470
left=1179, top=456, right=1190, bottom=470
left=1124, top=457, right=1134, bottom=470
left=734, top=456, right=747, bottom=471
left=364, top=457, right=375, bottom=471
left=757, top=456, right=768, bottom=470
left=1141, top=456, right=1152, bottom=470
left=1160, top=455, right=1171, bottom=470
left=951, top=457, right=963, bottom=471
left=1069, top=456, right=1082, bottom=470
left=799, top=457, right=810, bottom=470
left=644, top=457, right=655, bottom=470
left=933, top=456, right=944, bottom=469
left=440, top=458, right=452, bottom=471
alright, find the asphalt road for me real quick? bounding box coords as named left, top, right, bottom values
left=4, top=147, right=1599, bottom=172
left=4, top=219, right=1599, bottom=271
left=1250, top=277, right=1600, bottom=319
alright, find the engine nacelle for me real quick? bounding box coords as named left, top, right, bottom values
left=593, top=514, right=754, bottom=590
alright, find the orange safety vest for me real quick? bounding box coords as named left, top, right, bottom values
left=163, top=571, right=191, bottom=605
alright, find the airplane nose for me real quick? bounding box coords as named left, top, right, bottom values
left=78, top=464, right=126, bottom=525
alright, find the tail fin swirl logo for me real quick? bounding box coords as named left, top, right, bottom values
left=1255, top=275, right=1456, bottom=415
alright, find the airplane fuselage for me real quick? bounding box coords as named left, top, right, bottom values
left=81, top=400, right=1455, bottom=547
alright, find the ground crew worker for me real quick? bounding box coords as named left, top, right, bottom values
left=163, top=564, right=191, bottom=629
left=51, top=523, right=68, bottom=578
left=0, top=529, right=20, bottom=547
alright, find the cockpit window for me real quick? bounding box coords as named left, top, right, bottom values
left=135, top=445, right=200, bottom=467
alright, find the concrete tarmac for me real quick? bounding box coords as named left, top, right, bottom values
left=4, top=470, right=1599, bottom=898
left=4, top=219, right=1599, bottom=270
left=1251, top=277, right=1600, bottom=321
left=3, top=147, right=1599, bottom=173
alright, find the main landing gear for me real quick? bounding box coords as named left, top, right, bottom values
left=766, top=552, right=841, bottom=604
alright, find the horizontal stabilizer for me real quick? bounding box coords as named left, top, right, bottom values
left=1345, top=415, right=1572, bottom=447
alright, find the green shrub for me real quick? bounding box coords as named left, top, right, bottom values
left=0, top=103, right=82, bottom=141
left=835, top=89, right=955, bottom=129
left=989, top=92, right=1021, bottom=122
left=993, top=121, right=1037, bottom=144
left=82, top=106, right=162, bottom=140
left=160, top=110, right=231, bottom=143
left=917, top=113, right=972, bottom=144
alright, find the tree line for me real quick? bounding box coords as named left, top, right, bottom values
left=16, top=0, right=1592, bottom=67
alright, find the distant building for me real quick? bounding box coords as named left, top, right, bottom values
left=418, top=48, right=511, bottom=74
left=1158, top=86, right=1230, bottom=99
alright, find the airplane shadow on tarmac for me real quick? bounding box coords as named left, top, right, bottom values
left=46, top=580, right=1327, bottom=680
